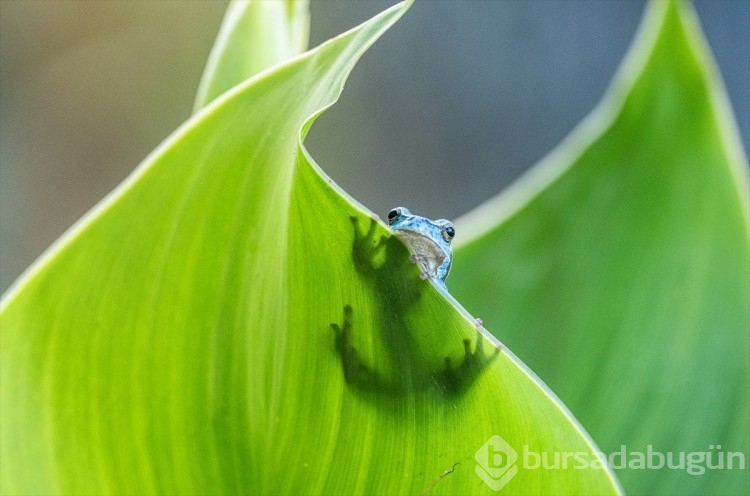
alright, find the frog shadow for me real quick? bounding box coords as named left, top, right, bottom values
left=330, top=216, right=499, bottom=403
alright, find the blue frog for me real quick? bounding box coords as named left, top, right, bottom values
left=387, top=207, right=455, bottom=286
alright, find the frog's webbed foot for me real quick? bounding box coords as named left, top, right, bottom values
left=350, top=216, right=388, bottom=277
left=435, top=331, right=501, bottom=397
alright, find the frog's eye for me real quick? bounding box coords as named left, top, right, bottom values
left=442, top=225, right=455, bottom=242
left=387, top=207, right=409, bottom=225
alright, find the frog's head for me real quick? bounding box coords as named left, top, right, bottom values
left=387, top=207, right=455, bottom=245
left=387, top=207, right=455, bottom=283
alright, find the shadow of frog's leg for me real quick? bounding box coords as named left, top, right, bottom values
left=435, top=331, right=501, bottom=397
left=331, top=304, right=397, bottom=393
left=331, top=305, right=364, bottom=383
left=350, top=216, right=388, bottom=277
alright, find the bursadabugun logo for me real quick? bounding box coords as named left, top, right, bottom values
left=475, top=435, right=519, bottom=491
left=475, top=434, right=746, bottom=492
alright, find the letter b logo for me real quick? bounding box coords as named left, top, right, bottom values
left=488, top=445, right=508, bottom=468
left=475, top=435, right=519, bottom=491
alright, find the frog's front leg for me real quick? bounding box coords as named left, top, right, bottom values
left=435, top=331, right=500, bottom=397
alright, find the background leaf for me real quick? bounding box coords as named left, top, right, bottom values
left=193, top=0, right=310, bottom=111
left=1, top=2, right=622, bottom=495
left=452, top=2, right=749, bottom=495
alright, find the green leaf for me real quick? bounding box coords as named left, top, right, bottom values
left=452, top=1, right=749, bottom=495
left=193, top=0, right=310, bottom=111
left=1, top=2, right=623, bottom=495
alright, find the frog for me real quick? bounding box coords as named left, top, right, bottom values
left=329, top=213, right=499, bottom=400
left=387, top=207, right=455, bottom=286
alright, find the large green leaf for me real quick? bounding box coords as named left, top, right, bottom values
left=1, top=2, right=621, bottom=495
left=453, top=1, right=749, bottom=495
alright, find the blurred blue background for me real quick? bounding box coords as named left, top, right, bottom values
left=1, top=1, right=748, bottom=292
